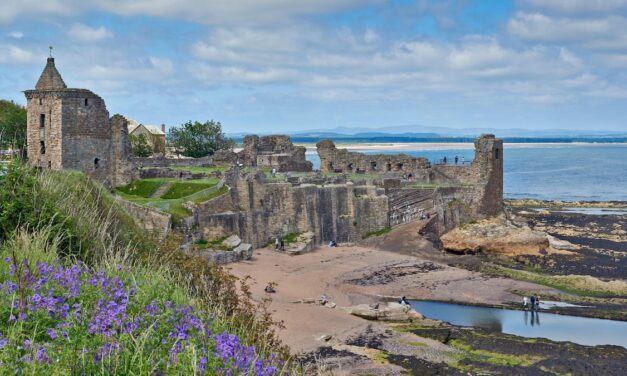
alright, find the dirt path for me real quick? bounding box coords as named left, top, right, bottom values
left=150, top=182, right=172, bottom=198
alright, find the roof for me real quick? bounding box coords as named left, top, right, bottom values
left=35, top=58, right=67, bottom=90
left=144, top=125, right=165, bottom=136
left=124, top=116, right=165, bottom=136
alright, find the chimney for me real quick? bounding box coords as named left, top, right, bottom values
left=161, top=123, right=166, bottom=133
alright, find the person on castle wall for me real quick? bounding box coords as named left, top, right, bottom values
left=530, top=294, right=536, bottom=310
left=535, top=294, right=541, bottom=311
left=443, top=156, right=447, bottom=164
left=523, top=296, right=529, bottom=310
left=455, top=156, right=459, bottom=165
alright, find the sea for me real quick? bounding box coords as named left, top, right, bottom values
left=305, top=143, right=627, bottom=202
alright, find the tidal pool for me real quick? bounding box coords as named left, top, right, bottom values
left=410, top=300, right=627, bottom=348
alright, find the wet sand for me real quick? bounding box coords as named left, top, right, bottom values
left=227, top=245, right=556, bottom=353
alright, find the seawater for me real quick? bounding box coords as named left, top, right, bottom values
left=305, top=144, right=627, bottom=201
left=410, top=300, right=627, bottom=348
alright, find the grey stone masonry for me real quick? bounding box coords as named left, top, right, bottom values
left=24, top=57, right=134, bottom=187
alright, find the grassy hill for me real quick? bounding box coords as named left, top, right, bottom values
left=0, top=161, right=291, bottom=374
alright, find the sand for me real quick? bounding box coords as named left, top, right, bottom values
left=227, top=244, right=557, bottom=353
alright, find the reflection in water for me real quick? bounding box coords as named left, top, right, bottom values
left=410, top=300, right=627, bottom=348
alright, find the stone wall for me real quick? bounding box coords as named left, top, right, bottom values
left=132, top=155, right=214, bottom=168
left=317, top=139, right=430, bottom=173
left=239, top=135, right=312, bottom=172
left=115, top=197, right=171, bottom=239
left=25, top=58, right=134, bottom=188
left=194, top=171, right=389, bottom=247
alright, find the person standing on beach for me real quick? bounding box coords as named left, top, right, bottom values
left=523, top=296, right=529, bottom=310
left=535, top=294, right=540, bottom=310
left=530, top=294, right=536, bottom=310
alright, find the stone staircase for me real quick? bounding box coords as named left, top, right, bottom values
left=387, top=188, right=435, bottom=227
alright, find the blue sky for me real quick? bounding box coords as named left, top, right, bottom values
left=1, top=0, right=626, bottom=134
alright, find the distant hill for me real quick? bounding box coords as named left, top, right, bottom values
left=228, top=124, right=627, bottom=142
left=229, top=127, right=627, bottom=144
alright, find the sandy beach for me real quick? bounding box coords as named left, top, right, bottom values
left=227, top=243, right=557, bottom=353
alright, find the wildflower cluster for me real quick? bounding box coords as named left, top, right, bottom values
left=0, top=256, right=283, bottom=375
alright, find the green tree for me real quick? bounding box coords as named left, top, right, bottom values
left=0, top=100, right=27, bottom=156
left=129, top=133, right=153, bottom=157
left=168, top=120, right=234, bottom=158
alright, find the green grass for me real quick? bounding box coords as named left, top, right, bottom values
left=483, top=264, right=627, bottom=297
left=450, top=339, right=544, bottom=368
left=169, top=166, right=227, bottom=174
left=117, top=179, right=164, bottom=198
left=0, top=162, right=293, bottom=373
left=282, top=232, right=302, bottom=245
left=115, top=178, right=226, bottom=221
left=194, top=235, right=232, bottom=251
left=363, top=227, right=392, bottom=239
left=161, top=179, right=219, bottom=199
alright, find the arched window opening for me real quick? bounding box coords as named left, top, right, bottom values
left=85, top=98, right=89, bottom=106
left=40, top=114, right=45, bottom=128
left=495, top=148, right=500, bottom=160
left=40, top=141, right=46, bottom=155
left=94, top=158, right=100, bottom=169
left=371, top=161, right=377, bottom=171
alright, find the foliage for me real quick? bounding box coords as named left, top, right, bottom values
left=281, top=232, right=301, bottom=245
left=0, top=100, right=27, bottom=155
left=0, top=163, right=293, bottom=373
left=482, top=264, right=627, bottom=297
left=362, top=227, right=392, bottom=239
left=161, top=180, right=220, bottom=200
left=129, top=134, right=153, bottom=157
left=168, top=120, right=234, bottom=158
left=116, top=179, right=164, bottom=198
left=0, top=231, right=284, bottom=375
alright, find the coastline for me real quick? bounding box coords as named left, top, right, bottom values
left=227, top=200, right=627, bottom=374
left=299, top=141, right=627, bottom=152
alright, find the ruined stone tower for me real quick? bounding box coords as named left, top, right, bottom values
left=24, top=57, right=133, bottom=187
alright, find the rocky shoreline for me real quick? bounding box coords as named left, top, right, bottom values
left=229, top=199, right=626, bottom=375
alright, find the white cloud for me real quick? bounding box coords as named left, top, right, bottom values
left=508, top=12, right=619, bottom=42
left=7, top=31, right=23, bottom=39
left=68, top=23, right=113, bottom=42
left=0, top=45, right=35, bottom=63
left=519, top=0, right=627, bottom=15
left=0, top=0, right=383, bottom=25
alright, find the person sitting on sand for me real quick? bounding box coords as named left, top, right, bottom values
left=319, top=294, right=329, bottom=305
left=264, top=283, right=276, bottom=293
left=398, top=296, right=410, bottom=306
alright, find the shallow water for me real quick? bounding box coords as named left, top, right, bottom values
left=536, top=207, right=627, bottom=216
left=410, top=300, right=627, bottom=348
left=305, top=144, right=627, bottom=201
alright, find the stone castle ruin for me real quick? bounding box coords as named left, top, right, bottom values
left=317, top=140, right=430, bottom=174
left=24, top=57, right=503, bottom=255
left=24, top=57, right=134, bottom=187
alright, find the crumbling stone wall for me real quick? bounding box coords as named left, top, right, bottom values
left=25, top=58, right=134, bottom=188
left=195, top=171, right=389, bottom=247
left=239, top=135, right=312, bottom=172
left=317, top=139, right=430, bottom=173
left=115, top=196, right=171, bottom=239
